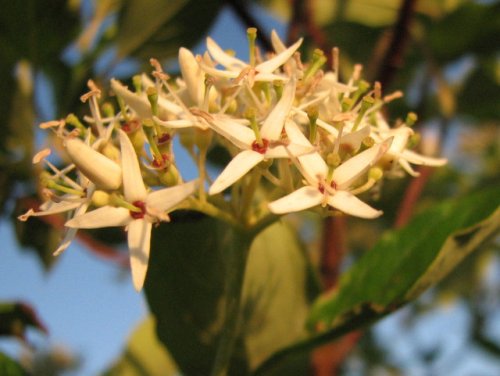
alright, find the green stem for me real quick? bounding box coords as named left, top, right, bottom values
left=210, top=227, right=254, bottom=376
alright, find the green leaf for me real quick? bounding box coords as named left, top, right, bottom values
left=116, top=0, right=224, bottom=60
left=145, top=213, right=313, bottom=375
left=242, top=221, right=314, bottom=372
left=254, top=187, right=500, bottom=375
left=457, top=57, right=500, bottom=122
left=427, top=2, right=500, bottom=63
left=0, top=352, right=28, bottom=376
left=103, top=316, right=179, bottom=376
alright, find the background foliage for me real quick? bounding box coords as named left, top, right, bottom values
left=1, top=0, right=499, bottom=374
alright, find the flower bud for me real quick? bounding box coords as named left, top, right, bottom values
left=65, top=138, right=122, bottom=190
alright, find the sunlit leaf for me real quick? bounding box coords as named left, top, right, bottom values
left=254, top=187, right=500, bottom=375
left=103, top=316, right=179, bottom=376
left=116, top=0, right=224, bottom=60
left=0, top=352, right=28, bottom=376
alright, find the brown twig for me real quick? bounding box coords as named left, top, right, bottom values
left=373, top=0, right=418, bottom=88
left=287, top=0, right=329, bottom=61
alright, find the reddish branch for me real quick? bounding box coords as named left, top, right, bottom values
left=374, top=0, right=418, bottom=88
left=313, top=0, right=421, bottom=374
left=287, top=0, right=328, bottom=54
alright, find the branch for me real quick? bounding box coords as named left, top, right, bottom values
left=373, top=0, right=418, bottom=88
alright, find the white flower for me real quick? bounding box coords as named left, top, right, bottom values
left=268, top=121, right=392, bottom=218
left=207, top=78, right=311, bottom=194
left=66, top=130, right=197, bottom=290
left=199, top=36, right=302, bottom=84
left=374, top=122, right=447, bottom=176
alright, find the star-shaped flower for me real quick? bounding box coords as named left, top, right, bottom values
left=207, top=78, right=312, bottom=194
left=268, top=121, right=392, bottom=218
left=199, top=35, right=302, bottom=84
left=66, top=130, right=197, bottom=290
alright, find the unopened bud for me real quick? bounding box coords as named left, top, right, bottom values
left=91, top=190, right=110, bottom=207
left=369, top=166, right=383, bottom=181
left=65, top=138, right=122, bottom=190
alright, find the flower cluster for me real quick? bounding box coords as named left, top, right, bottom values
left=19, top=29, right=446, bottom=290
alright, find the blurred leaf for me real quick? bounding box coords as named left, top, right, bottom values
left=254, top=187, right=500, bottom=375
left=0, top=352, right=28, bottom=376
left=0, top=301, right=48, bottom=341
left=13, top=199, right=62, bottom=270
left=116, top=0, right=224, bottom=60
left=103, top=316, right=179, bottom=376
left=458, top=57, right=500, bottom=121
left=0, top=0, right=78, bottom=65
left=427, top=2, right=500, bottom=63
left=145, top=213, right=313, bottom=375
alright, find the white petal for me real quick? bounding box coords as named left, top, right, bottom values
left=256, top=38, right=302, bottom=73
left=65, top=206, right=131, bottom=228
left=271, top=30, right=287, bottom=52
left=260, top=78, right=296, bottom=140
left=199, top=62, right=241, bottom=79
left=179, top=47, right=205, bottom=106
left=206, top=37, right=247, bottom=70
left=268, top=186, right=323, bottom=214
left=53, top=228, right=77, bottom=256
left=209, top=150, right=264, bottom=195
left=209, top=117, right=256, bottom=149
left=398, top=158, right=420, bottom=177
left=119, top=130, right=147, bottom=202
left=111, top=79, right=151, bottom=118
left=146, top=180, right=197, bottom=213
left=327, top=191, right=382, bottom=218
left=19, top=200, right=82, bottom=221
left=153, top=117, right=199, bottom=129
left=340, top=125, right=371, bottom=151
left=264, top=143, right=313, bottom=158
left=334, top=138, right=392, bottom=189
left=65, top=138, right=122, bottom=190
left=127, top=219, right=152, bottom=291
left=401, top=149, right=448, bottom=166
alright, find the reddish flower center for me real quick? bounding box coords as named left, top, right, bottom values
left=251, top=138, right=269, bottom=154
left=130, top=200, right=146, bottom=219
left=318, top=181, right=337, bottom=194
left=157, top=133, right=171, bottom=145
left=152, top=154, right=170, bottom=169
left=121, top=120, right=140, bottom=133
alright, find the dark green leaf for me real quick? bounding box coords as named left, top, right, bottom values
left=145, top=213, right=314, bottom=375
left=457, top=57, right=500, bottom=121
left=0, top=301, right=48, bottom=340
left=0, top=352, right=28, bottom=376
left=427, top=2, right=500, bottom=63
left=254, top=187, right=500, bottom=375
left=116, top=0, right=224, bottom=60
left=145, top=213, right=248, bottom=375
